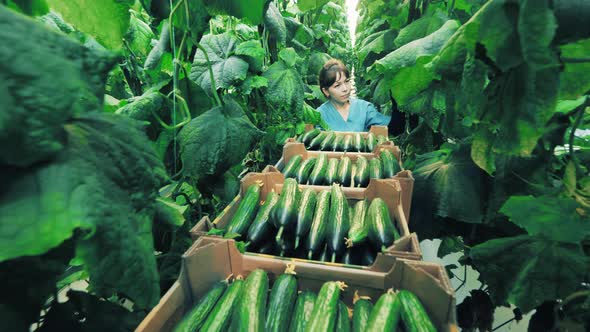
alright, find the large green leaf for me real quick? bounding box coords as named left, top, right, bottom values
left=46, top=0, right=134, bottom=49
left=390, top=56, right=437, bottom=105
left=297, top=0, right=330, bottom=12
left=306, top=52, right=331, bottom=84
left=470, top=235, right=589, bottom=312
left=263, top=60, right=305, bottom=113
left=559, top=38, right=590, bottom=100
left=126, top=10, right=155, bottom=58
left=500, top=195, right=590, bottom=244
left=264, top=2, right=286, bottom=47
left=5, top=0, right=49, bottom=16
left=356, top=29, right=397, bottom=66
left=178, top=97, right=263, bottom=179
left=235, top=40, right=265, bottom=73
left=190, top=32, right=249, bottom=94
left=172, top=0, right=209, bottom=41
left=394, top=11, right=448, bottom=48
left=203, top=0, right=266, bottom=24
left=0, top=7, right=116, bottom=167
left=518, top=0, right=558, bottom=69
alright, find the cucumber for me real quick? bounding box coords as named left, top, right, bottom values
left=296, top=157, right=317, bottom=184
left=247, top=191, right=280, bottom=247
left=266, top=271, right=298, bottom=332
left=324, top=158, right=339, bottom=186
left=320, top=131, right=336, bottom=151
left=225, top=184, right=261, bottom=239
left=366, top=133, right=376, bottom=152
left=283, top=155, right=303, bottom=179
left=346, top=200, right=369, bottom=248
left=352, top=296, right=374, bottom=332
left=288, top=292, right=317, bottom=332
left=200, top=278, right=244, bottom=332
left=295, top=189, right=318, bottom=249
left=308, top=153, right=328, bottom=185
left=276, top=231, right=296, bottom=257
left=337, top=156, right=352, bottom=187
left=308, top=131, right=327, bottom=150
left=368, top=157, right=382, bottom=180
left=256, top=240, right=278, bottom=255
left=332, top=135, right=344, bottom=152
left=398, top=290, right=437, bottom=332
left=359, top=244, right=377, bottom=266
left=367, top=198, right=399, bottom=252
left=353, top=157, right=369, bottom=187
left=301, top=129, right=321, bottom=145
left=317, top=243, right=331, bottom=262
left=272, top=178, right=300, bottom=242
left=304, top=281, right=346, bottom=332
left=327, top=184, right=350, bottom=262
left=173, top=279, right=227, bottom=332
left=336, top=300, right=351, bottom=332
left=365, top=289, right=401, bottom=332
left=296, top=134, right=304, bottom=143
left=342, top=247, right=361, bottom=265
left=353, top=133, right=364, bottom=152
left=376, top=134, right=387, bottom=145
left=305, top=190, right=331, bottom=259
left=342, top=135, right=353, bottom=152
left=232, top=270, right=269, bottom=332
left=380, top=149, right=400, bottom=178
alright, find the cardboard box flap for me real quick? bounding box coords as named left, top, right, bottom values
left=240, top=171, right=284, bottom=200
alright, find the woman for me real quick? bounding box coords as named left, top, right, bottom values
left=317, top=59, right=405, bottom=135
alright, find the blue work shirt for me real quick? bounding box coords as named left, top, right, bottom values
left=317, top=98, right=390, bottom=132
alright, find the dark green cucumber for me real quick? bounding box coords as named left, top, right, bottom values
left=296, top=158, right=316, bottom=184
left=173, top=280, right=227, bottom=332
left=247, top=191, right=280, bottom=247
left=337, top=156, right=352, bottom=187
left=296, top=134, right=304, bottom=143
left=398, top=290, right=437, bottom=332
left=317, top=243, right=331, bottom=262
left=272, top=178, right=300, bottom=242
left=342, top=247, right=361, bottom=265
left=365, top=290, right=401, bottom=332
left=200, top=278, right=244, bottom=332
left=266, top=272, right=298, bottom=332
left=367, top=198, right=399, bottom=252
left=353, top=156, right=369, bottom=187
left=256, top=240, right=278, bottom=255
left=380, top=149, right=400, bottom=178
left=368, top=157, right=382, bottom=180
left=359, top=243, right=377, bottom=266
left=305, top=190, right=331, bottom=259
left=353, top=133, right=364, bottom=152
left=346, top=200, right=369, bottom=248
left=327, top=184, right=350, bottom=262
left=319, top=131, right=336, bottom=151
left=325, top=158, right=340, bottom=185
left=301, top=128, right=321, bottom=145
left=352, top=297, right=374, bottom=332
left=276, top=231, right=296, bottom=257
left=304, top=281, right=345, bottom=332
left=225, top=184, right=261, bottom=239
left=308, top=131, right=327, bottom=150
left=288, top=291, right=317, bottom=332
left=283, top=155, right=303, bottom=179
left=308, top=153, right=328, bottom=185
left=232, top=270, right=269, bottom=332
left=332, top=135, right=344, bottom=151
left=366, top=133, right=376, bottom=152
left=342, top=135, right=353, bottom=152
left=295, top=189, right=318, bottom=249
left=376, top=134, right=388, bottom=145
left=336, top=300, right=351, bottom=332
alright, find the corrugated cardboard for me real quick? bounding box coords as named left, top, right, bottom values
left=135, top=238, right=457, bottom=332
left=189, top=172, right=421, bottom=263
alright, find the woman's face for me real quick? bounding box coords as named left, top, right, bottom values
left=322, top=71, right=351, bottom=104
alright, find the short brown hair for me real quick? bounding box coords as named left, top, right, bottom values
left=319, top=59, right=350, bottom=93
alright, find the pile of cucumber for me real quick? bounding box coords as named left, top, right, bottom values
left=221, top=179, right=401, bottom=265
left=282, top=150, right=401, bottom=187
left=296, top=129, right=390, bottom=152
left=173, top=268, right=437, bottom=332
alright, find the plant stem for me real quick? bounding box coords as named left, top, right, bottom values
left=561, top=57, right=590, bottom=63
left=492, top=317, right=515, bottom=331
left=455, top=265, right=468, bottom=291
left=196, top=43, right=223, bottom=107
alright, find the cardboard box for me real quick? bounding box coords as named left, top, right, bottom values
left=297, top=124, right=389, bottom=138
left=190, top=172, right=422, bottom=263
left=135, top=238, right=458, bottom=332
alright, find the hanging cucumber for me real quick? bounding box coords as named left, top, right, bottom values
left=380, top=149, right=400, bottom=178
left=354, top=156, right=369, bottom=187
left=352, top=291, right=374, bottom=332
left=304, top=281, right=347, bottom=332
left=353, top=133, right=364, bottom=152
left=327, top=184, right=351, bottom=262
left=199, top=277, right=244, bottom=332
left=301, top=128, right=321, bottom=145
left=247, top=190, right=280, bottom=249
left=320, top=131, right=336, bottom=151
left=308, top=131, right=327, bottom=150
left=365, top=133, right=376, bottom=152
left=336, top=300, right=351, bottom=332
left=368, top=157, right=382, bottom=180
left=332, top=135, right=344, bottom=151
left=266, top=265, right=298, bottom=332
left=288, top=291, right=317, bottom=332
left=305, top=190, right=331, bottom=259
left=173, top=278, right=228, bottom=332
left=346, top=199, right=369, bottom=248
left=325, top=158, right=340, bottom=186
left=225, top=182, right=262, bottom=239
left=294, top=189, right=318, bottom=249
left=365, top=289, right=401, bottom=332
left=283, top=155, right=303, bottom=179
left=342, top=135, right=353, bottom=152
left=231, top=270, right=269, bottom=332
left=296, top=157, right=316, bottom=184
left=272, top=178, right=300, bottom=243
left=308, top=153, right=328, bottom=185
left=337, top=156, right=352, bottom=187
left=367, top=198, right=399, bottom=252
left=398, top=290, right=437, bottom=332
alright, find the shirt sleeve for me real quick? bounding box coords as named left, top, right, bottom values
left=364, top=102, right=391, bottom=128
